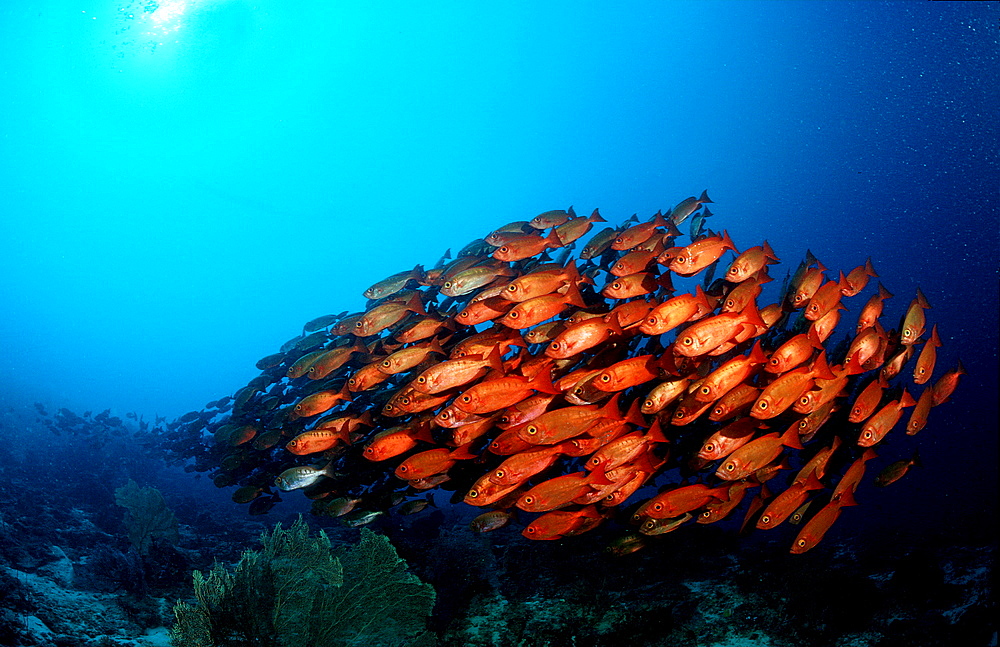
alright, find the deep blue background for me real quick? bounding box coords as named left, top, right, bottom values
left=0, top=1, right=996, bottom=546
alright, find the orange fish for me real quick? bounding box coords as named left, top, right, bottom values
left=517, top=394, right=624, bottom=445
left=498, top=283, right=587, bottom=330
left=899, top=288, right=931, bottom=345
left=832, top=448, right=878, bottom=501
left=363, top=422, right=435, bottom=461
left=757, top=472, right=825, bottom=530
left=292, top=387, right=351, bottom=418
left=930, top=360, right=965, bottom=406
left=725, top=241, right=779, bottom=283
left=696, top=416, right=761, bottom=461
left=523, top=506, right=603, bottom=540
left=855, top=283, right=893, bottom=333
left=912, top=324, right=941, bottom=384
left=612, top=212, right=669, bottom=251
left=906, top=386, right=935, bottom=435
left=674, top=302, right=764, bottom=358
left=377, top=337, right=446, bottom=375
left=545, top=314, right=625, bottom=359
left=639, top=287, right=712, bottom=336
left=840, top=258, right=878, bottom=297
left=412, top=346, right=504, bottom=394
left=716, top=425, right=803, bottom=481
left=453, top=366, right=558, bottom=414
left=492, top=230, right=562, bottom=262
left=669, top=230, right=738, bottom=276
left=858, top=390, right=916, bottom=447
left=849, top=375, right=887, bottom=423
left=500, top=263, right=579, bottom=302
left=694, top=341, right=768, bottom=402
left=641, top=483, right=728, bottom=519
left=395, top=444, right=478, bottom=480
left=516, top=470, right=612, bottom=512
left=490, top=443, right=567, bottom=487
left=790, top=494, right=854, bottom=554
left=751, top=351, right=835, bottom=419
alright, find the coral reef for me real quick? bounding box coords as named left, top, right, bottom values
left=170, top=517, right=436, bottom=647
left=114, top=480, right=180, bottom=555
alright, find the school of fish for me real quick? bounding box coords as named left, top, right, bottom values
left=164, top=191, right=965, bottom=554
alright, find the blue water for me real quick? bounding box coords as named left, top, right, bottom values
left=0, top=0, right=996, bottom=634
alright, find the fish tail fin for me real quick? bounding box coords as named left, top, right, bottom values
left=589, top=208, right=606, bottom=223
left=698, top=189, right=713, bottom=204
left=915, top=287, right=931, bottom=309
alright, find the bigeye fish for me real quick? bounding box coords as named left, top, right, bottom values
left=274, top=462, right=338, bottom=491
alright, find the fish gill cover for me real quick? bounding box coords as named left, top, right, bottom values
left=157, top=196, right=967, bottom=555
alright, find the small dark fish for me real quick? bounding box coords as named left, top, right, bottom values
left=248, top=495, right=281, bottom=515
left=399, top=495, right=435, bottom=515
left=874, top=452, right=921, bottom=487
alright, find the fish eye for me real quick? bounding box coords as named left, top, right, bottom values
left=550, top=342, right=560, bottom=350
left=799, top=396, right=810, bottom=405
left=509, top=311, right=518, bottom=318
left=713, top=407, right=724, bottom=416
left=758, top=401, right=768, bottom=410
left=612, top=282, right=622, bottom=290
left=769, top=358, right=780, bottom=365
left=761, top=515, right=770, bottom=524
left=524, top=496, right=534, bottom=504
left=439, top=410, right=452, bottom=419
left=726, top=299, right=735, bottom=308
left=863, top=431, right=872, bottom=439
left=399, top=397, right=410, bottom=405
left=495, top=470, right=505, bottom=479
left=702, top=510, right=712, bottom=518
left=646, top=317, right=656, bottom=325
left=903, top=330, right=911, bottom=337
left=417, top=376, right=426, bottom=383
left=364, top=447, right=374, bottom=455
left=799, top=420, right=808, bottom=429
left=700, top=386, right=711, bottom=395
left=526, top=425, right=538, bottom=435
left=614, top=237, right=624, bottom=244
left=294, top=404, right=302, bottom=411
left=381, top=360, right=391, bottom=367
left=797, top=539, right=806, bottom=548
left=674, top=410, right=684, bottom=418
left=601, top=374, right=611, bottom=382
left=644, top=400, right=654, bottom=409
left=588, top=457, right=600, bottom=466
left=468, top=489, right=478, bottom=498
left=461, top=395, right=471, bottom=403
left=399, top=465, right=408, bottom=472
left=526, top=527, right=536, bottom=534
left=725, top=463, right=735, bottom=471
left=355, top=321, right=364, bottom=328
left=682, top=337, right=693, bottom=346
left=444, top=281, right=452, bottom=288
left=705, top=443, right=715, bottom=452
left=653, top=503, right=663, bottom=511
left=917, top=368, right=925, bottom=375
left=500, top=247, right=509, bottom=253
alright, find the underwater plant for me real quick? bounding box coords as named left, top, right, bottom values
left=114, top=479, right=180, bottom=555
left=170, top=517, right=436, bottom=647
